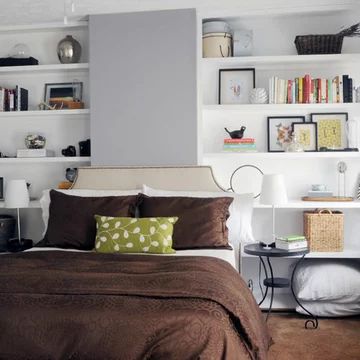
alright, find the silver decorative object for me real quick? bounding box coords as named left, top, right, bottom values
left=25, top=134, right=46, bottom=149
left=57, top=35, right=81, bottom=64
left=249, top=88, right=268, bottom=104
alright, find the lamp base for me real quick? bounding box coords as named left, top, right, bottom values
left=7, top=238, right=33, bottom=252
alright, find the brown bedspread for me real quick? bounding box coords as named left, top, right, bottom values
left=0, top=251, right=270, bottom=360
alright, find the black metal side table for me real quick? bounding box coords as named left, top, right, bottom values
left=243, top=244, right=318, bottom=329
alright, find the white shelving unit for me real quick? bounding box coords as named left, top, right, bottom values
left=0, top=200, right=40, bottom=208
left=0, top=21, right=90, bottom=242
left=199, top=5, right=360, bottom=308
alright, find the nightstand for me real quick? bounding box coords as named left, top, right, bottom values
left=244, top=244, right=318, bottom=329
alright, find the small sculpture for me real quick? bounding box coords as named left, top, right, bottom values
left=62, top=145, right=76, bottom=157
left=249, top=88, right=268, bottom=104
left=25, top=134, right=46, bottom=149
left=225, top=126, right=246, bottom=139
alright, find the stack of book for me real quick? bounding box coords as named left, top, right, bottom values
left=275, top=235, right=308, bottom=250
left=223, top=138, right=257, bottom=152
left=269, top=74, right=354, bottom=104
left=0, top=85, right=28, bottom=111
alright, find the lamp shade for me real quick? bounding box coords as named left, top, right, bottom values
left=260, top=174, right=288, bottom=205
left=4, top=180, right=30, bottom=208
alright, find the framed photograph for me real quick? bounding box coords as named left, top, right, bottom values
left=310, top=112, right=348, bottom=150
left=267, top=116, right=305, bottom=152
left=44, top=82, right=83, bottom=107
left=219, top=68, right=255, bottom=104
left=0, top=177, right=3, bottom=200
left=292, top=122, right=318, bottom=152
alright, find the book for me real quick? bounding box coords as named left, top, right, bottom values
left=223, top=144, right=257, bottom=149
left=277, top=235, right=306, bottom=242
left=17, top=149, right=55, bottom=158
left=224, top=138, right=255, bottom=144
left=275, top=239, right=308, bottom=250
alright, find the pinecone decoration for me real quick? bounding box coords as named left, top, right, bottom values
left=249, top=88, right=268, bottom=104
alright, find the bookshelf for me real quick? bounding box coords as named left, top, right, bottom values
left=199, top=5, right=360, bottom=307
left=0, top=21, right=90, bottom=241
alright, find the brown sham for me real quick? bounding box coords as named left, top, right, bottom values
left=43, top=190, right=137, bottom=250
left=137, top=194, right=233, bottom=249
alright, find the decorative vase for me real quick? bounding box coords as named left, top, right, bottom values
left=284, top=133, right=304, bottom=152
left=57, top=35, right=81, bottom=64
left=249, top=88, right=268, bottom=104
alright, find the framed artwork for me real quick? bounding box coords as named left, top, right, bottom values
left=292, top=122, right=318, bottom=152
left=267, top=116, right=305, bottom=152
left=44, top=82, right=83, bottom=107
left=218, top=68, right=255, bottom=104
left=310, top=112, right=348, bottom=150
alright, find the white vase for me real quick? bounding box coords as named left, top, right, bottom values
left=249, top=88, right=268, bottom=104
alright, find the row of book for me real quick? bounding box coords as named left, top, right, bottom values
left=275, top=235, right=308, bottom=250
left=269, top=75, right=354, bottom=104
left=223, top=138, right=257, bottom=152
left=0, top=86, right=28, bottom=111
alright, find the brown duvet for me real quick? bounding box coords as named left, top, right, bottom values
left=0, top=251, right=270, bottom=360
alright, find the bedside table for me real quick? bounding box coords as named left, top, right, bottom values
left=244, top=244, right=318, bottom=329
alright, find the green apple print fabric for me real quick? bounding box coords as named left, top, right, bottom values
left=94, top=216, right=178, bottom=254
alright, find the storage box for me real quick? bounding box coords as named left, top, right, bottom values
left=303, top=209, right=344, bottom=252
left=17, top=149, right=55, bottom=158
left=202, top=32, right=232, bottom=58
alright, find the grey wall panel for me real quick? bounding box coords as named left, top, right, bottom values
left=89, top=9, right=197, bottom=166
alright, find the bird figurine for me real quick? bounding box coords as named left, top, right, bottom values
left=224, top=126, right=246, bottom=139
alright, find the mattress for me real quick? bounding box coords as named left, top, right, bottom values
left=24, top=246, right=237, bottom=268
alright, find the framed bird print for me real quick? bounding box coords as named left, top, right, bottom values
left=267, top=116, right=305, bottom=152
left=310, top=113, right=348, bottom=150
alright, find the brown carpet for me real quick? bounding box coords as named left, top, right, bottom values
left=267, top=313, right=360, bottom=360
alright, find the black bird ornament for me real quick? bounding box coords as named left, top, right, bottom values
left=224, top=126, right=246, bottom=139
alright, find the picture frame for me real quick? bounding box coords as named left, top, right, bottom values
left=0, top=177, right=3, bottom=200
left=310, top=112, right=348, bottom=150
left=292, top=122, right=318, bottom=152
left=44, top=82, right=83, bottom=108
left=267, top=116, right=305, bottom=152
left=218, top=68, right=255, bottom=104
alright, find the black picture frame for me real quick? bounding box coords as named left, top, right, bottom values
left=218, top=68, right=255, bottom=105
left=310, top=112, right=348, bottom=150
left=267, top=116, right=305, bottom=152
left=292, top=122, right=318, bottom=152
left=0, top=177, right=3, bottom=199
left=44, top=82, right=83, bottom=103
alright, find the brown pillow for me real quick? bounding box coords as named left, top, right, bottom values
left=43, top=190, right=137, bottom=250
left=137, top=194, right=233, bottom=249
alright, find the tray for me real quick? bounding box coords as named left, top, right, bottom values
left=302, top=196, right=354, bottom=202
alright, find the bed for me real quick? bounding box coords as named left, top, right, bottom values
left=0, top=166, right=270, bottom=360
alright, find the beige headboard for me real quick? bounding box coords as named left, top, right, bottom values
left=71, top=166, right=224, bottom=191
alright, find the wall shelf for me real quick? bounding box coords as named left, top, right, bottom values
left=0, top=21, right=88, bottom=33
left=0, top=200, right=40, bottom=208
left=204, top=152, right=360, bottom=159
left=0, top=109, right=90, bottom=118
left=254, top=200, right=360, bottom=209
left=202, top=54, right=360, bottom=69
left=203, top=103, right=360, bottom=112
left=0, top=157, right=91, bottom=164
left=0, top=63, right=89, bottom=74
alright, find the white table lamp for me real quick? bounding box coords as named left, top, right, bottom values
left=260, top=174, right=288, bottom=248
left=4, top=179, right=30, bottom=245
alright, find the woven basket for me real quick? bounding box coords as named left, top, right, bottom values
left=303, top=209, right=344, bottom=252
left=294, top=34, right=344, bottom=55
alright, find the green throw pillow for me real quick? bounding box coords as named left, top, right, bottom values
left=94, top=216, right=178, bottom=254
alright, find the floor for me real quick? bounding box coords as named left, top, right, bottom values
left=267, top=313, right=360, bottom=360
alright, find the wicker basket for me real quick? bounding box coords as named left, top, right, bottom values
left=303, top=209, right=344, bottom=252
left=294, top=35, right=344, bottom=55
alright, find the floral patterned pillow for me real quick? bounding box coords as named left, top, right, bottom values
left=94, top=216, right=178, bottom=254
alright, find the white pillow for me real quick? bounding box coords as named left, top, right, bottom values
left=142, top=184, right=255, bottom=245
left=296, top=300, right=360, bottom=317
left=39, top=189, right=140, bottom=236
left=293, top=260, right=360, bottom=303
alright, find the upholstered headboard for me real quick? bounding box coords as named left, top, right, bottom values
left=71, top=166, right=224, bottom=191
